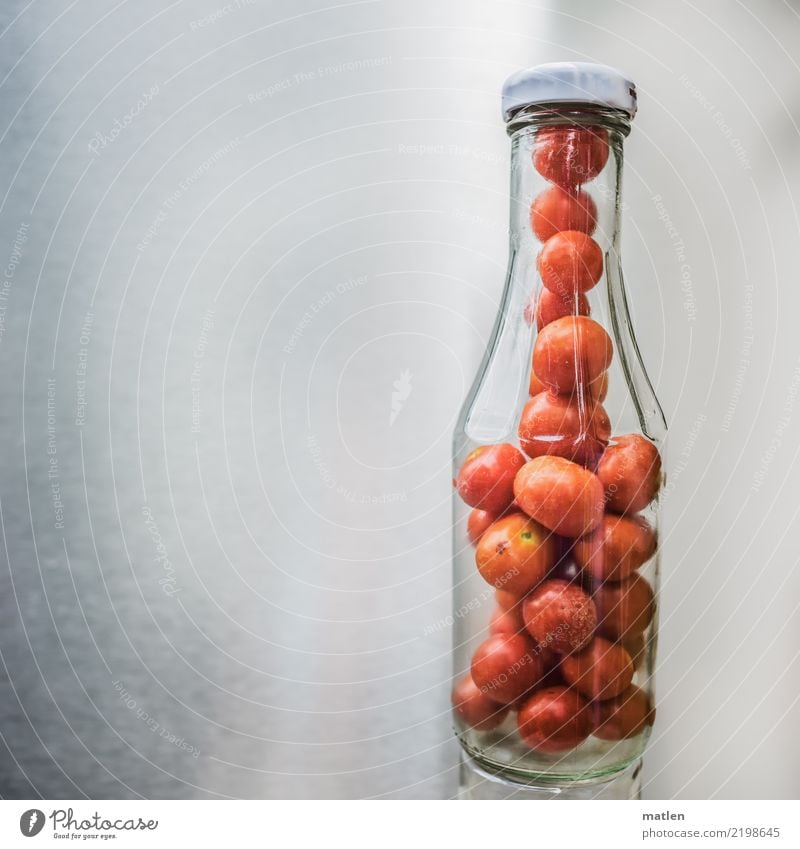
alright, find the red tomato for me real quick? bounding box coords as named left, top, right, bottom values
left=530, top=186, right=597, bottom=242
left=522, top=579, right=597, bottom=655
left=475, top=513, right=556, bottom=595
left=533, top=287, right=591, bottom=331
left=451, top=675, right=510, bottom=731
left=591, top=685, right=655, bottom=740
left=621, top=631, right=648, bottom=670
left=533, top=125, right=610, bottom=188
left=529, top=368, right=547, bottom=397
left=597, top=434, right=662, bottom=514
left=538, top=231, right=604, bottom=295
left=496, top=588, right=521, bottom=610
left=455, top=443, right=525, bottom=513
left=593, top=573, right=654, bottom=641
left=467, top=508, right=499, bottom=545
left=470, top=633, right=546, bottom=704
left=573, top=514, right=656, bottom=581
left=518, top=391, right=610, bottom=466
left=514, top=456, right=605, bottom=537
left=489, top=605, right=525, bottom=636
left=517, top=686, right=592, bottom=753
left=560, top=637, right=634, bottom=700
left=533, top=316, right=613, bottom=395
left=588, top=371, right=609, bottom=404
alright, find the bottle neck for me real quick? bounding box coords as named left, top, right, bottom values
left=460, top=107, right=646, bottom=444
left=506, top=109, right=629, bottom=267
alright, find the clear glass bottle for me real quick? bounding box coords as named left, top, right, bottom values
left=451, top=63, right=666, bottom=800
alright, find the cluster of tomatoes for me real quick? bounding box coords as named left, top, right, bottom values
left=452, top=125, right=662, bottom=755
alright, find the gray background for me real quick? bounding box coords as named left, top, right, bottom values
left=0, top=0, right=798, bottom=799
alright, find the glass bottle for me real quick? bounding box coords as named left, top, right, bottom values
left=451, top=63, right=666, bottom=800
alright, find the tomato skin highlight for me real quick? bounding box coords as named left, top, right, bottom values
left=530, top=186, right=598, bottom=242
left=455, top=443, right=526, bottom=514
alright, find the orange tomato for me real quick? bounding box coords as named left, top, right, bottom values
left=573, top=514, right=656, bottom=581
left=470, top=633, right=546, bottom=704
left=560, top=637, right=634, bottom=700
left=538, top=230, right=604, bottom=295
left=597, top=434, right=662, bottom=514
left=522, top=579, right=597, bottom=655
left=533, top=287, right=591, bottom=331
left=514, top=456, right=605, bottom=537
left=530, top=186, right=597, bottom=242
left=475, top=513, right=556, bottom=595
left=455, top=443, right=526, bottom=513
left=593, top=573, right=654, bottom=641
left=533, top=125, right=609, bottom=187
left=533, top=316, right=613, bottom=395
left=451, top=675, right=510, bottom=730
left=518, top=391, right=610, bottom=466
left=591, top=685, right=655, bottom=740
left=517, top=686, right=592, bottom=752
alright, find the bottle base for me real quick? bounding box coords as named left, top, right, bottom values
left=458, top=751, right=643, bottom=799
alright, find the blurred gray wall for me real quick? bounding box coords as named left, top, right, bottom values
left=0, top=0, right=798, bottom=799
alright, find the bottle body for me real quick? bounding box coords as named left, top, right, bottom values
left=451, top=108, right=666, bottom=785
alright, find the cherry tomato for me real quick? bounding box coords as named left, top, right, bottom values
left=470, top=633, right=546, bottom=704
left=455, top=443, right=526, bottom=513
left=496, top=588, right=521, bottom=610
left=530, top=186, right=597, bottom=243
left=467, top=508, right=500, bottom=545
left=597, top=434, right=662, bottom=514
left=573, top=514, right=656, bottom=581
left=475, top=513, right=556, bottom=595
left=588, top=371, right=609, bottom=403
left=517, top=686, right=592, bottom=752
left=451, top=675, right=510, bottom=731
left=522, top=579, right=597, bottom=655
left=514, top=456, right=605, bottom=537
left=591, top=685, right=654, bottom=740
left=489, top=604, right=525, bottom=636
left=621, top=631, right=648, bottom=670
left=594, top=573, right=654, bottom=641
left=560, top=636, right=633, bottom=700
left=529, top=368, right=547, bottom=397
left=533, top=125, right=610, bottom=188
left=538, top=231, right=604, bottom=295
left=533, top=316, right=613, bottom=395
left=532, top=287, right=591, bottom=331
left=518, top=391, right=610, bottom=466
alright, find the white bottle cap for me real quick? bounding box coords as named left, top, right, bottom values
left=502, top=62, right=637, bottom=122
